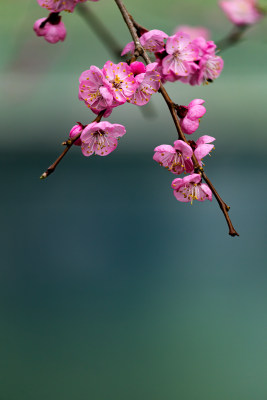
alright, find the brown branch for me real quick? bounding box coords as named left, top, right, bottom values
left=114, top=0, right=239, bottom=237
left=216, top=25, right=248, bottom=52
left=40, top=111, right=105, bottom=180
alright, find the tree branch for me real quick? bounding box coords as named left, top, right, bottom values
left=114, top=0, right=239, bottom=237
left=40, top=111, right=105, bottom=180
left=216, top=25, right=248, bottom=52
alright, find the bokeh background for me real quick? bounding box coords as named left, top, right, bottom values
left=1, top=1, right=267, bottom=399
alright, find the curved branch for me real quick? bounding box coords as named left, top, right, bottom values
left=114, top=0, right=239, bottom=237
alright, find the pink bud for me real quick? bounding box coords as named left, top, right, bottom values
left=129, top=61, right=146, bottom=76
left=33, top=16, right=66, bottom=44
left=69, top=124, right=83, bottom=146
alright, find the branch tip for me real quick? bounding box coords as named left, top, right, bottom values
left=40, top=172, right=48, bottom=180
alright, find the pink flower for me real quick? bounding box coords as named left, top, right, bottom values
left=175, top=25, right=211, bottom=41
left=139, top=29, right=168, bottom=53
left=153, top=140, right=193, bottom=175
left=184, top=53, right=224, bottom=86
left=80, top=121, right=126, bottom=156
left=172, top=173, right=212, bottom=203
left=121, top=29, right=168, bottom=56
left=219, top=0, right=263, bottom=25
left=192, top=37, right=217, bottom=57
left=69, top=124, right=83, bottom=146
left=37, top=0, right=97, bottom=13
left=102, top=61, right=137, bottom=103
left=79, top=66, right=115, bottom=112
left=178, top=99, right=206, bottom=135
left=178, top=37, right=224, bottom=86
left=193, top=135, right=215, bottom=166
left=197, top=54, right=224, bottom=84
left=129, top=63, right=161, bottom=106
left=33, top=17, right=66, bottom=44
left=162, top=33, right=199, bottom=77
left=121, top=41, right=135, bottom=57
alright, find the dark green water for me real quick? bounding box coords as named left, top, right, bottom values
left=1, top=152, right=267, bottom=400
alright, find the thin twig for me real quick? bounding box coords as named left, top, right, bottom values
left=40, top=111, right=105, bottom=179
left=76, top=3, right=122, bottom=59
left=114, top=0, right=239, bottom=237
left=216, top=25, right=248, bottom=52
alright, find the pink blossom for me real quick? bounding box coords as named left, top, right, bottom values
left=219, top=0, right=263, bottom=25
left=192, top=37, right=217, bottom=56
left=37, top=0, right=97, bottom=13
left=175, top=25, right=211, bottom=41
left=140, top=29, right=168, bottom=52
left=193, top=135, right=215, bottom=166
left=33, top=17, right=66, bottom=44
left=69, top=124, right=83, bottom=146
left=177, top=37, right=224, bottom=86
left=102, top=61, right=137, bottom=103
left=79, top=66, right=115, bottom=113
left=121, top=41, right=135, bottom=57
left=162, top=33, right=199, bottom=77
left=178, top=99, right=206, bottom=135
left=129, top=63, right=161, bottom=106
left=80, top=121, right=126, bottom=157
left=153, top=57, right=176, bottom=84
left=153, top=140, right=193, bottom=175
left=121, top=29, right=168, bottom=56
left=172, top=173, right=212, bottom=203
left=197, top=54, right=224, bottom=84
left=184, top=53, right=224, bottom=86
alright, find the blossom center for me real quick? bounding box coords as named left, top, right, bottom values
left=112, top=75, right=123, bottom=89
left=174, top=50, right=181, bottom=59
left=178, top=183, right=199, bottom=204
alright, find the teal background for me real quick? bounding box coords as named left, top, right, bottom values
left=1, top=1, right=267, bottom=399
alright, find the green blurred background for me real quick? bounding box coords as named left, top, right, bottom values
left=1, top=1, right=267, bottom=399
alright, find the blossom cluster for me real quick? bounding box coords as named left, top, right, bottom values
left=66, top=60, right=161, bottom=159
left=78, top=60, right=161, bottom=116
left=153, top=99, right=214, bottom=203
left=35, top=0, right=264, bottom=214
left=122, top=29, right=224, bottom=86
left=34, top=0, right=99, bottom=43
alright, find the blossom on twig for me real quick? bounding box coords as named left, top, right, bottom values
left=172, top=173, right=212, bottom=203
left=153, top=140, right=194, bottom=175
left=129, top=62, right=161, bottom=106
left=121, top=29, right=168, bottom=55
left=178, top=99, right=206, bottom=135
left=69, top=124, right=83, bottom=146
left=193, top=135, right=216, bottom=166
left=80, top=121, right=126, bottom=156
left=33, top=16, right=66, bottom=43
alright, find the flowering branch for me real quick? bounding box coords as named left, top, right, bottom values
left=40, top=110, right=105, bottom=179
left=114, top=0, right=239, bottom=237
